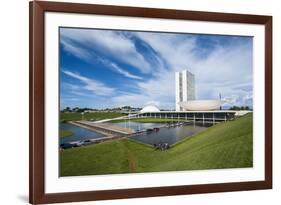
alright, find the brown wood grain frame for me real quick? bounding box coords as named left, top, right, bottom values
left=29, top=1, right=272, bottom=204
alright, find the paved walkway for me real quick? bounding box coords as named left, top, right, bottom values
left=70, top=121, right=135, bottom=135
left=93, top=114, right=139, bottom=123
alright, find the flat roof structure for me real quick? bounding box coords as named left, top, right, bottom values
left=134, top=110, right=251, bottom=123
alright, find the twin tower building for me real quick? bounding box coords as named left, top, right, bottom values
left=175, top=70, right=222, bottom=111
left=175, top=70, right=195, bottom=111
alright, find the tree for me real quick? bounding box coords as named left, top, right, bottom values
left=63, top=107, right=71, bottom=112
left=229, top=106, right=251, bottom=111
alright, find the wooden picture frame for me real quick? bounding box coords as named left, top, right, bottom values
left=29, top=1, right=272, bottom=204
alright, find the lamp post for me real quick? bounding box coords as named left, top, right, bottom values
left=128, top=110, right=131, bottom=129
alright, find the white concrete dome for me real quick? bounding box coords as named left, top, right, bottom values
left=178, top=100, right=223, bottom=111
left=140, top=104, right=160, bottom=113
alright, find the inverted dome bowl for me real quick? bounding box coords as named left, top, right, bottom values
left=178, top=100, right=222, bottom=111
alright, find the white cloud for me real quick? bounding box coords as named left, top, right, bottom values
left=61, top=39, right=92, bottom=61
left=111, top=63, right=142, bottom=80
left=97, top=57, right=143, bottom=80
left=62, top=70, right=115, bottom=96
left=111, top=93, right=174, bottom=109
left=61, top=28, right=253, bottom=108
left=111, top=71, right=175, bottom=109
left=61, top=28, right=152, bottom=73
left=61, top=33, right=143, bottom=80
left=136, top=32, right=197, bottom=71
left=129, top=32, right=253, bottom=107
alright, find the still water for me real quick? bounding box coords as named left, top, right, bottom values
left=60, top=123, right=104, bottom=144
left=112, top=122, right=164, bottom=131
left=131, top=125, right=208, bottom=145
left=110, top=122, right=211, bottom=145
left=60, top=122, right=211, bottom=146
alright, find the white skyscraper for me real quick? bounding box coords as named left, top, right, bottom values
left=175, top=70, right=195, bottom=111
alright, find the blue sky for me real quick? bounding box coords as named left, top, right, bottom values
left=60, top=27, right=253, bottom=110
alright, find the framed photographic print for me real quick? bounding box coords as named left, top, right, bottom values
left=29, top=1, right=272, bottom=204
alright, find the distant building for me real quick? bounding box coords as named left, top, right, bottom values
left=140, top=104, right=160, bottom=113
left=175, top=70, right=195, bottom=111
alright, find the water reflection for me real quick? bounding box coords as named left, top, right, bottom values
left=60, top=123, right=104, bottom=144
left=59, top=121, right=212, bottom=146
left=111, top=121, right=212, bottom=145
left=130, top=123, right=210, bottom=145
left=112, top=122, right=163, bottom=131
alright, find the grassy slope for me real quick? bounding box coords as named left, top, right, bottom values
left=60, top=112, right=126, bottom=121
left=109, top=117, right=189, bottom=123
left=60, top=114, right=253, bottom=176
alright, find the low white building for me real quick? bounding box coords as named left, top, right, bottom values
left=140, top=104, right=160, bottom=113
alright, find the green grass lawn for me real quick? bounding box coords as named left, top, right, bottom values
left=109, top=117, right=190, bottom=123
left=60, top=114, right=253, bottom=176
left=60, top=111, right=126, bottom=122
left=59, top=130, right=74, bottom=138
